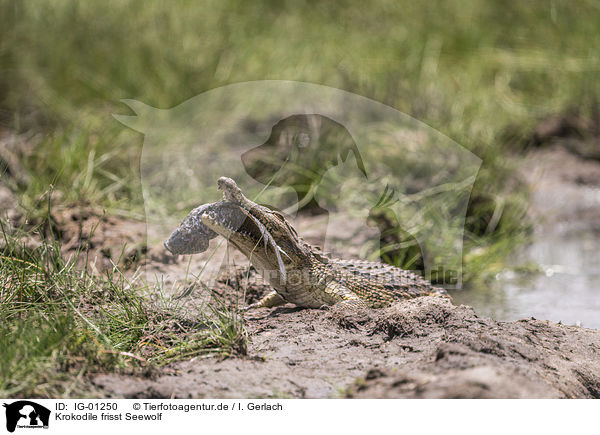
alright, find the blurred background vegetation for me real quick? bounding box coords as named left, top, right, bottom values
left=1, top=0, right=599, bottom=284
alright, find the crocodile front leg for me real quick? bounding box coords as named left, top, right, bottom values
left=245, top=290, right=288, bottom=310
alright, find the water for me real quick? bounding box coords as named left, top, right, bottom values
left=453, top=226, right=600, bottom=329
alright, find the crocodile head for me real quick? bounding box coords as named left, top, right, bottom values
left=165, top=177, right=311, bottom=282
left=207, top=177, right=313, bottom=281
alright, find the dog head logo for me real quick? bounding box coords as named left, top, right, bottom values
left=3, top=401, right=50, bottom=432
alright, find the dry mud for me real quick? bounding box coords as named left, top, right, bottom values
left=92, top=296, right=600, bottom=399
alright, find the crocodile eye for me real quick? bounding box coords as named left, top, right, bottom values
left=272, top=211, right=286, bottom=222
left=271, top=211, right=298, bottom=238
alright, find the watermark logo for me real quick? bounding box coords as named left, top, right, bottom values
left=115, top=80, right=481, bottom=290
left=3, top=401, right=50, bottom=432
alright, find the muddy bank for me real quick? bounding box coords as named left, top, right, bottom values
left=92, top=296, right=600, bottom=399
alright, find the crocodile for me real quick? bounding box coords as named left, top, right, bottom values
left=165, top=177, right=448, bottom=309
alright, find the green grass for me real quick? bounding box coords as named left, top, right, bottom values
left=0, top=218, right=247, bottom=397
left=18, top=130, right=143, bottom=213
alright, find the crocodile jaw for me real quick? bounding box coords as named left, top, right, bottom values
left=201, top=203, right=263, bottom=251
left=201, top=204, right=288, bottom=282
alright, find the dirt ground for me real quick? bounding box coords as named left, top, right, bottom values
left=2, top=132, right=600, bottom=399
left=92, top=296, right=600, bottom=398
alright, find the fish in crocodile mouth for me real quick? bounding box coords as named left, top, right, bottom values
left=164, top=201, right=259, bottom=255
left=164, top=203, right=218, bottom=255
left=201, top=202, right=265, bottom=245
left=164, top=199, right=288, bottom=267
